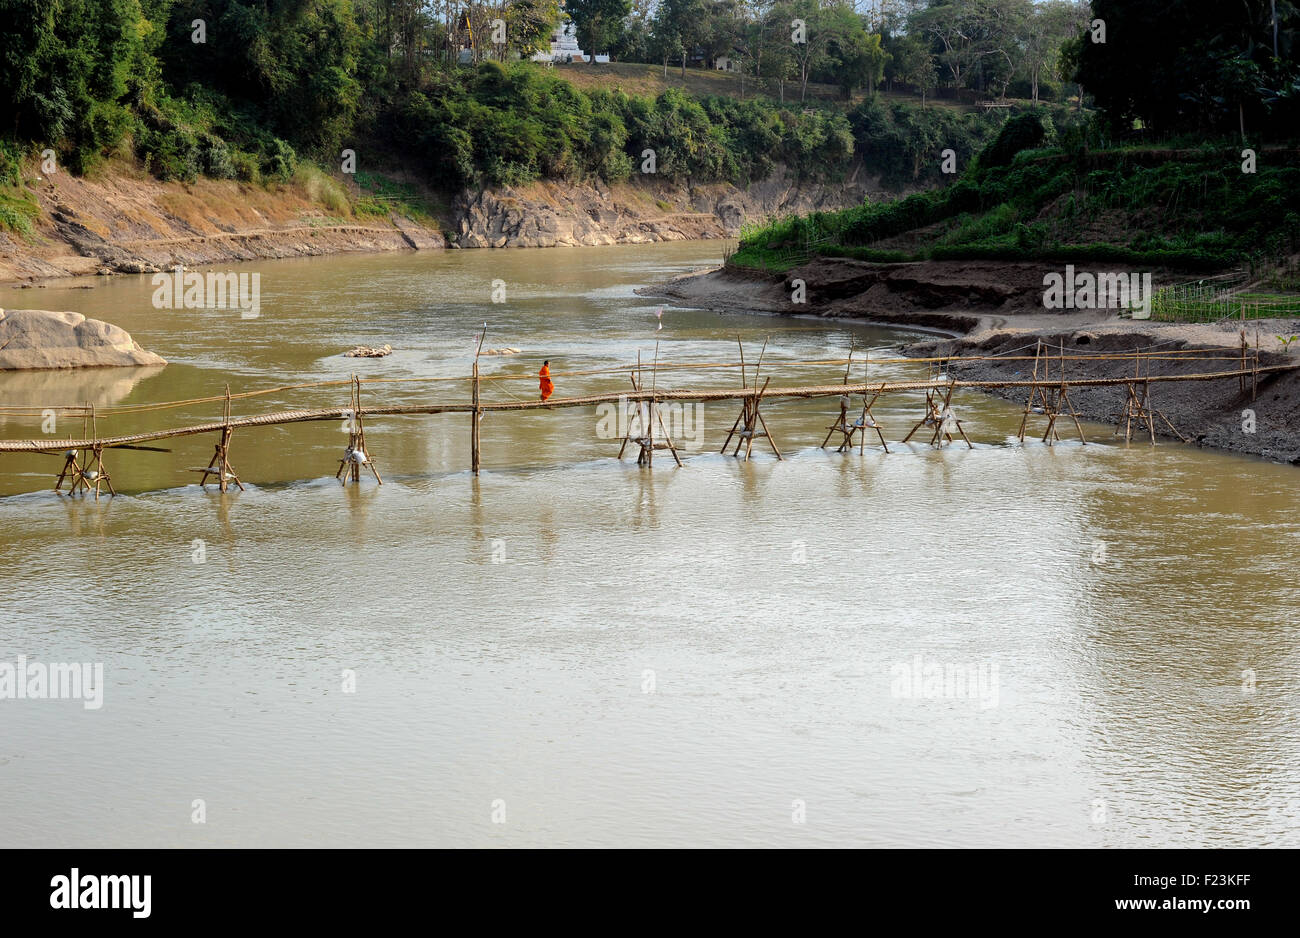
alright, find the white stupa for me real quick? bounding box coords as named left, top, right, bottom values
left=531, top=17, right=586, bottom=63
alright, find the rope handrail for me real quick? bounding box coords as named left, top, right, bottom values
left=0, top=347, right=1272, bottom=418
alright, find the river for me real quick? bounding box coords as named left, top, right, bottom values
left=1, top=242, right=1297, bottom=847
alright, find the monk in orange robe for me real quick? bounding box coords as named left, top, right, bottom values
left=539, top=360, right=555, bottom=401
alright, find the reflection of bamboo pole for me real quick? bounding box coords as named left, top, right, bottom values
left=471, top=361, right=480, bottom=474
left=1018, top=339, right=1043, bottom=442
left=472, top=324, right=486, bottom=475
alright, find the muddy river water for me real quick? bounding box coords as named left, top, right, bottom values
left=1, top=242, right=1296, bottom=846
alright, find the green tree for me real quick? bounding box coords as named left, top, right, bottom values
left=1077, top=0, right=1299, bottom=137
left=891, top=33, right=937, bottom=105
left=566, top=0, right=631, bottom=62
left=822, top=8, right=888, bottom=99
left=650, top=0, right=706, bottom=77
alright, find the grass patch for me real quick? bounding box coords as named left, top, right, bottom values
left=0, top=187, right=40, bottom=237
left=353, top=170, right=440, bottom=224
left=294, top=164, right=350, bottom=216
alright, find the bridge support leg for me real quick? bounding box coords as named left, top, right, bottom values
left=81, top=445, right=114, bottom=500
left=337, top=376, right=381, bottom=485
left=723, top=378, right=780, bottom=460
left=54, top=448, right=83, bottom=495
left=198, top=427, right=244, bottom=492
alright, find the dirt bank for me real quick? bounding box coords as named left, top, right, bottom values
left=644, top=258, right=1300, bottom=464
left=0, top=163, right=447, bottom=283
left=1, top=158, right=881, bottom=283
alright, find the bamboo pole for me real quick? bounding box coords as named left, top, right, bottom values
left=472, top=324, right=486, bottom=475
left=471, top=361, right=480, bottom=474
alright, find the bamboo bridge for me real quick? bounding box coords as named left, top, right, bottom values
left=1, top=338, right=1294, bottom=498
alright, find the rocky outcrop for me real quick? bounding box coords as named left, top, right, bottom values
left=452, top=164, right=888, bottom=249
left=0, top=309, right=166, bottom=369
left=453, top=185, right=713, bottom=248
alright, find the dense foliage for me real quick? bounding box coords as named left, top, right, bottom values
left=733, top=113, right=1300, bottom=272
left=0, top=0, right=894, bottom=190
left=389, top=64, right=858, bottom=187
left=1077, top=0, right=1300, bottom=137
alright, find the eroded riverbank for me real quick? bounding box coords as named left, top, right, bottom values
left=0, top=160, right=879, bottom=284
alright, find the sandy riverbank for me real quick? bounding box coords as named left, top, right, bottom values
left=642, top=259, right=1300, bottom=463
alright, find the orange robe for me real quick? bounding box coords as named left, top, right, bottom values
left=539, top=364, right=555, bottom=401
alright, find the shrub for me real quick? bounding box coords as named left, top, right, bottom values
left=260, top=138, right=296, bottom=182
left=978, top=112, right=1046, bottom=171
left=198, top=133, right=235, bottom=179
left=230, top=150, right=260, bottom=183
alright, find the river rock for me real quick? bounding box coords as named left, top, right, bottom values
left=344, top=344, right=393, bottom=358
left=0, top=308, right=167, bottom=369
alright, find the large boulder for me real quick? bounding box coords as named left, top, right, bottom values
left=0, top=308, right=166, bottom=369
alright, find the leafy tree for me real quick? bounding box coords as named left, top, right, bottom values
left=821, top=8, right=888, bottom=99
left=1077, top=0, right=1299, bottom=138
left=891, top=33, right=937, bottom=105
left=566, top=0, right=631, bottom=61
left=977, top=110, right=1044, bottom=169
left=0, top=0, right=152, bottom=170
left=650, top=0, right=706, bottom=77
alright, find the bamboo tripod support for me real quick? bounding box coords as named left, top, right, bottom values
left=55, top=404, right=115, bottom=499
left=1019, top=341, right=1087, bottom=445
left=929, top=379, right=973, bottom=448
left=53, top=447, right=83, bottom=494
left=720, top=337, right=782, bottom=459
left=901, top=360, right=970, bottom=448
left=820, top=351, right=889, bottom=453
left=1018, top=340, right=1051, bottom=441
left=618, top=348, right=683, bottom=467
left=194, top=385, right=244, bottom=492
left=53, top=407, right=87, bottom=495
left=337, top=375, right=382, bottom=485
left=1115, top=354, right=1187, bottom=444
left=901, top=361, right=944, bottom=444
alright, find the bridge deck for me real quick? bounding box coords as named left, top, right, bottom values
left=0, top=364, right=1292, bottom=453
